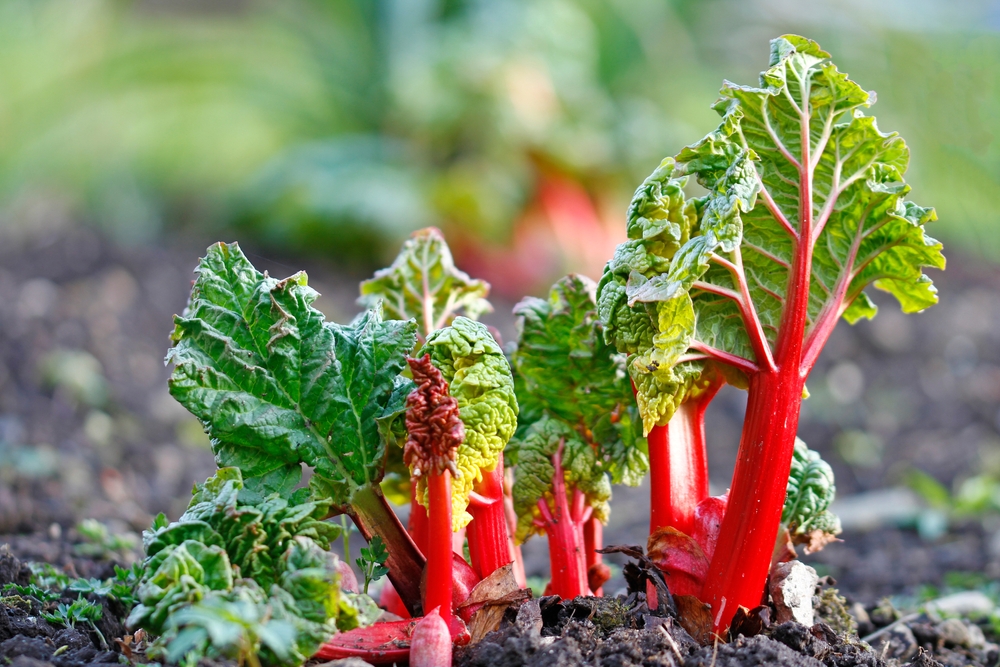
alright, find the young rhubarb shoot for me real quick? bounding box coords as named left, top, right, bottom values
left=510, top=417, right=610, bottom=599
left=607, top=36, right=943, bottom=629
left=423, top=317, right=519, bottom=580
left=167, top=242, right=431, bottom=615
left=511, top=275, right=647, bottom=594
left=360, top=228, right=520, bottom=581
left=404, top=354, right=464, bottom=615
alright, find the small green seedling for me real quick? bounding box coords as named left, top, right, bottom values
left=356, top=536, right=390, bottom=595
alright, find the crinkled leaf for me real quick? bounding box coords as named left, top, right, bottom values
left=359, top=226, right=491, bottom=337
left=424, top=317, right=518, bottom=529
left=512, top=274, right=647, bottom=486
left=168, top=242, right=417, bottom=508
left=782, top=438, right=841, bottom=540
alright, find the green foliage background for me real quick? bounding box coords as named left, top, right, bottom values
left=0, top=0, right=995, bottom=267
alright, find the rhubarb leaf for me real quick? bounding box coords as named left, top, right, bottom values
left=424, top=317, right=518, bottom=529
left=782, top=438, right=841, bottom=541
left=508, top=416, right=611, bottom=543
left=167, top=242, right=418, bottom=508
left=602, top=35, right=943, bottom=430
left=512, top=274, right=647, bottom=486
left=359, top=227, right=491, bottom=338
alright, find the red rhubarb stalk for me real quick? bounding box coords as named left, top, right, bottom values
left=534, top=441, right=590, bottom=599
left=466, top=454, right=515, bottom=580
left=645, top=379, right=721, bottom=536
left=584, top=517, right=610, bottom=596
left=425, top=469, right=454, bottom=614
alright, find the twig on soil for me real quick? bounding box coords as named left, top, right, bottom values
left=861, top=612, right=920, bottom=645
left=658, top=623, right=683, bottom=661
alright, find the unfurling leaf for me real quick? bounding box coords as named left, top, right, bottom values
left=359, top=227, right=491, bottom=338
left=782, top=438, right=841, bottom=549
left=130, top=468, right=357, bottom=667
left=512, top=274, right=647, bottom=486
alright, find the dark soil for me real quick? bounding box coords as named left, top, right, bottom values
left=457, top=588, right=1000, bottom=667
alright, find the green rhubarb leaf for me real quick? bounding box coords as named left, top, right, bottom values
left=424, top=317, right=518, bottom=530
left=167, top=242, right=418, bottom=508
left=601, top=35, right=942, bottom=430
left=359, top=226, right=491, bottom=338
left=512, top=274, right=647, bottom=487
left=783, top=438, right=841, bottom=541
left=508, top=415, right=611, bottom=544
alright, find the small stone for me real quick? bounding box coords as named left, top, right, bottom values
left=769, top=561, right=820, bottom=626
left=872, top=624, right=918, bottom=662
left=850, top=602, right=874, bottom=636
left=314, top=659, right=375, bottom=667
left=979, top=641, right=1000, bottom=666
left=925, top=591, right=996, bottom=618
left=967, top=623, right=986, bottom=650
left=937, top=618, right=972, bottom=648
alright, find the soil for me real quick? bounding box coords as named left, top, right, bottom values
left=3, top=223, right=1000, bottom=665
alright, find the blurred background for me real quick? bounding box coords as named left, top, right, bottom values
left=2, top=0, right=1000, bottom=600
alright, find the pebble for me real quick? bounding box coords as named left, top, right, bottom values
left=925, top=590, right=996, bottom=618
left=769, top=561, right=819, bottom=626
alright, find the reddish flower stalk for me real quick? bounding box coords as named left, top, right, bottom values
left=534, top=440, right=591, bottom=599
left=405, top=355, right=465, bottom=615
left=502, top=469, right=527, bottom=587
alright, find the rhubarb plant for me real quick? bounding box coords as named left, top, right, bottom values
left=509, top=275, right=644, bottom=598
left=166, top=242, right=431, bottom=614
left=600, top=35, right=943, bottom=629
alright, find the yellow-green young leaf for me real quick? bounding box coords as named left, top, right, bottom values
left=167, top=242, right=417, bottom=508
left=597, top=158, right=713, bottom=432
left=359, top=227, right=491, bottom=338
left=511, top=274, right=647, bottom=487
left=424, top=317, right=518, bottom=529
left=508, top=416, right=611, bottom=544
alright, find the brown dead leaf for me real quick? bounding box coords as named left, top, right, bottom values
left=794, top=528, right=842, bottom=555
left=728, top=605, right=770, bottom=640
left=457, top=563, right=531, bottom=644
left=771, top=525, right=797, bottom=567
left=674, top=594, right=715, bottom=646
left=114, top=635, right=133, bottom=661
